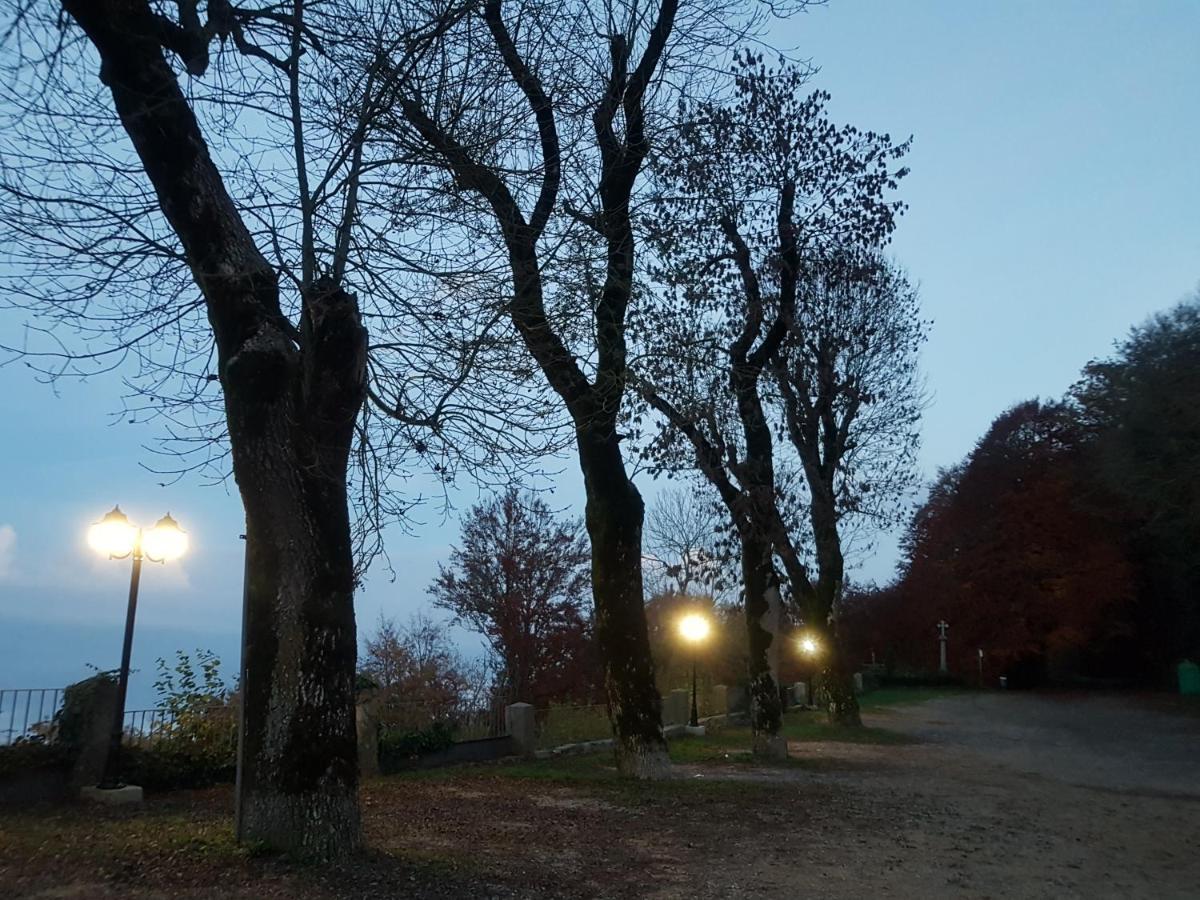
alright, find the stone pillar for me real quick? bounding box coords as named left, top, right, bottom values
left=506, top=702, right=536, bottom=758
left=662, top=689, right=689, bottom=725
left=356, top=694, right=380, bottom=778
left=853, top=672, right=864, bottom=695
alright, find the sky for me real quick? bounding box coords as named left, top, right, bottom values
left=1, top=0, right=1197, bottom=709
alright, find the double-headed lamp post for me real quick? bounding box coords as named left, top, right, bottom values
left=678, top=612, right=711, bottom=727
left=87, top=506, right=188, bottom=791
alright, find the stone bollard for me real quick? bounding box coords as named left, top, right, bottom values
left=506, top=702, right=536, bottom=758
left=853, top=672, right=865, bottom=695
left=356, top=693, right=380, bottom=778
left=663, top=689, right=690, bottom=725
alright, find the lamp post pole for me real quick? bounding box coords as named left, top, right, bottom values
left=98, top=540, right=143, bottom=790
left=689, top=652, right=699, bottom=728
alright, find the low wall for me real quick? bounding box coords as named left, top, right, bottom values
left=382, top=735, right=516, bottom=772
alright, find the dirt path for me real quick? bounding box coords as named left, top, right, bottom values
left=5, top=692, right=1199, bottom=899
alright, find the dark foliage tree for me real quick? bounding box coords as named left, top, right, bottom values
left=879, top=401, right=1138, bottom=686
left=383, top=0, right=810, bottom=776
left=638, top=56, right=909, bottom=741
left=769, top=252, right=927, bottom=724
left=430, top=488, right=599, bottom=706
left=1071, top=294, right=1200, bottom=677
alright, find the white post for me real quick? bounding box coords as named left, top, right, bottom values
left=937, top=620, right=949, bottom=674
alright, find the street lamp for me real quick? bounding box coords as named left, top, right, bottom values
left=797, top=633, right=820, bottom=709
left=87, top=506, right=188, bottom=794
left=678, top=612, right=711, bottom=727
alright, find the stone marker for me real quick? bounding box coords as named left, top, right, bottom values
left=853, top=672, right=864, bottom=695
left=66, top=676, right=119, bottom=792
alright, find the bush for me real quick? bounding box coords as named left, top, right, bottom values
left=378, top=721, right=456, bottom=773
left=120, top=741, right=236, bottom=791
left=0, top=737, right=72, bottom=781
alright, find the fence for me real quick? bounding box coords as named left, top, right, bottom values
left=534, top=703, right=611, bottom=750
left=375, top=697, right=510, bottom=743
left=0, top=687, right=238, bottom=748
left=121, top=704, right=238, bottom=746
left=0, top=688, right=64, bottom=746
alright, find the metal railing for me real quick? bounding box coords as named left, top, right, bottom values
left=376, top=697, right=510, bottom=742
left=0, top=688, right=64, bottom=745
left=533, top=703, right=611, bottom=750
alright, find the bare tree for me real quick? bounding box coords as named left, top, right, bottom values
left=770, top=252, right=927, bottom=724
left=643, top=486, right=729, bottom=597
left=637, top=55, right=909, bottom=743
left=378, top=0, right=808, bottom=776
left=0, top=1, right=558, bottom=854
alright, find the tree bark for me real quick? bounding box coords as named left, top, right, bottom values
left=63, top=1, right=366, bottom=855
left=809, top=488, right=861, bottom=727
left=579, top=429, right=671, bottom=778
left=739, top=529, right=785, bottom=754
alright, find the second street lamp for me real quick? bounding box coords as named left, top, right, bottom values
left=678, top=612, right=711, bottom=727
left=87, top=507, right=188, bottom=799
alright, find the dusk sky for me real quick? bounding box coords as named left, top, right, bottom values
left=1, top=0, right=1197, bottom=708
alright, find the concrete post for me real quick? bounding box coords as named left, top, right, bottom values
left=506, top=702, right=536, bottom=758
left=853, top=672, right=864, bottom=695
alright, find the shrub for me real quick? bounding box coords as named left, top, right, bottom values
left=378, top=721, right=456, bottom=773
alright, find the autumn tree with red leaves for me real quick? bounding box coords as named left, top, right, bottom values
left=430, top=489, right=600, bottom=707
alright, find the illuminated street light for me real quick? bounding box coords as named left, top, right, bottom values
left=798, top=635, right=820, bottom=658
left=87, top=507, right=188, bottom=797
left=678, top=612, right=712, bottom=727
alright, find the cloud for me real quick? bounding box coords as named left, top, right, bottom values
left=0, top=524, right=15, bottom=580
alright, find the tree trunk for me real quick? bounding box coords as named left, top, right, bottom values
left=233, top=280, right=365, bottom=855
left=579, top=430, right=671, bottom=778
left=809, top=490, right=861, bottom=727
left=739, top=529, right=786, bottom=756
left=63, top=2, right=367, bottom=855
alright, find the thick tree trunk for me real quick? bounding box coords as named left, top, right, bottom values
left=64, top=2, right=367, bottom=855
left=809, top=491, right=861, bottom=727
left=231, top=283, right=365, bottom=856
left=739, top=529, right=786, bottom=757
left=579, top=430, right=671, bottom=778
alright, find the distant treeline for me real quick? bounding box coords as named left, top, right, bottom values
left=843, top=293, right=1200, bottom=687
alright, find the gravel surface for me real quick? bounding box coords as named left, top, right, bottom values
left=4, top=692, right=1198, bottom=899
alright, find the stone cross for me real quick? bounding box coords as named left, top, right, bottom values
left=936, top=620, right=949, bottom=673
